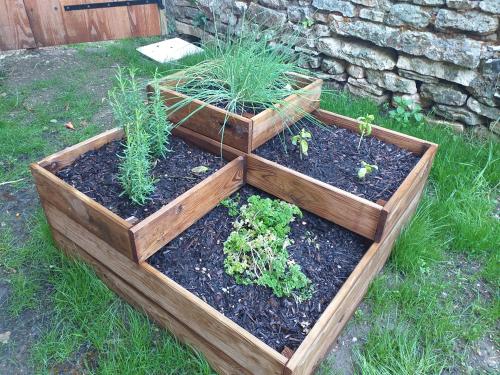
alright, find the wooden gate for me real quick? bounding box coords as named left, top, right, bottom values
left=0, top=0, right=164, bottom=51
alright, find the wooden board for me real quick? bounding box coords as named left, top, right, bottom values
left=159, top=88, right=254, bottom=153
left=44, top=203, right=288, bottom=375
left=381, top=144, right=437, bottom=239
left=313, top=109, right=434, bottom=155
left=285, top=178, right=425, bottom=375
left=246, top=155, right=383, bottom=240
left=0, top=0, right=37, bottom=50
left=31, top=163, right=135, bottom=260
left=130, top=157, right=246, bottom=262
left=157, top=73, right=322, bottom=153
left=52, top=228, right=252, bottom=375
left=38, top=127, right=124, bottom=173
left=251, top=77, right=322, bottom=150
left=2, top=1, right=162, bottom=51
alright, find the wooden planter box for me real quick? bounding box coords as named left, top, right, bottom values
left=247, top=109, right=438, bottom=243
left=30, top=128, right=244, bottom=263
left=152, top=71, right=323, bottom=153
left=31, top=111, right=436, bottom=374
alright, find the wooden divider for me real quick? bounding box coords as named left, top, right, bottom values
left=285, top=178, right=426, bottom=375
left=44, top=203, right=288, bottom=375
left=246, top=154, right=383, bottom=240
left=160, top=88, right=253, bottom=153
left=130, top=157, right=246, bottom=262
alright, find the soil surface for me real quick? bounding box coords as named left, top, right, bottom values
left=57, top=137, right=225, bottom=221
left=149, top=186, right=370, bottom=352
left=255, top=119, right=421, bottom=202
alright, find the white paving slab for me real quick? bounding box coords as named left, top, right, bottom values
left=136, top=38, right=203, bottom=64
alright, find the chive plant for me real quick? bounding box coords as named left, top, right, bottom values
left=109, top=68, right=171, bottom=205
left=160, top=23, right=323, bottom=145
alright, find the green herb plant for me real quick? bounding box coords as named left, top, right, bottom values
left=223, top=195, right=312, bottom=300
left=357, top=161, right=378, bottom=180
left=357, top=114, right=374, bottom=150
left=389, top=97, right=424, bottom=126
left=220, top=194, right=240, bottom=217
left=162, top=21, right=324, bottom=149
left=291, top=128, right=312, bottom=159
left=301, top=17, right=314, bottom=28
left=109, top=68, right=171, bottom=204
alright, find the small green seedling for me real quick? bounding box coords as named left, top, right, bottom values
left=358, top=161, right=378, bottom=180
left=220, top=194, right=240, bottom=217
left=357, top=114, right=374, bottom=150
left=301, top=17, right=314, bottom=28
left=291, top=128, right=312, bottom=159
left=389, top=97, right=424, bottom=127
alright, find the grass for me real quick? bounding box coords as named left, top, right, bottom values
left=0, top=38, right=498, bottom=374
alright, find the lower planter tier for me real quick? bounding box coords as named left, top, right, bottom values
left=43, top=175, right=423, bottom=375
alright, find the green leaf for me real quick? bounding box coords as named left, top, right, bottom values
left=300, top=139, right=309, bottom=156
left=191, top=165, right=210, bottom=174
left=358, top=167, right=367, bottom=179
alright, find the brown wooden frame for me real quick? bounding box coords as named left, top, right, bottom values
left=152, top=72, right=323, bottom=153
left=31, top=128, right=245, bottom=263
left=32, top=107, right=437, bottom=374
left=247, top=109, right=438, bottom=242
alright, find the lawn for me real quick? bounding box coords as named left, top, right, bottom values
left=0, top=38, right=498, bottom=374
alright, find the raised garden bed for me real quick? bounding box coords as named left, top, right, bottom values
left=31, top=109, right=436, bottom=374
left=152, top=71, right=323, bottom=153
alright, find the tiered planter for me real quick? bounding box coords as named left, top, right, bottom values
left=153, top=71, right=323, bottom=152
left=32, top=106, right=436, bottom=373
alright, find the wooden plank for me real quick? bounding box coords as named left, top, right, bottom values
left=127, top=3, right=161, bottom=37
left=313, top=109, right=435, bottom=155
left=31, top=164, right=134, bottom=260
left=52, top=228, right=252, bottom=375
left=286, top=180, right=425, bottom=375
left=246, top=155, right=383, bottom=240
left=23, top=0, right=68, bottom=47
left=130, top=157, right=246, bottom=262
left=380, top=144, right=437, bottom=240
left=251, top=78, right=322, bottom=150
left=0, top=0, right=36, bottom=51
left=38, top=127, right=123, bottom=173
left=160, top=88, right=254, bottom=153
left=173, top=126, right=246, bottom=161
left=44, top=203, right=287, bottom=374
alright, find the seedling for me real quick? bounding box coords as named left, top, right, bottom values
left=223, top=195, right=312, bottom=300
left=301, top=17, right=314, bottom=28
left=291, top=128, right=312, bottom=159
left=220, top=194, right=240, bottom=217
left=357, top=161, right=378, bottom=180
left=357, top=114, right=374, bottom=150
left=389, top=97, right=424, bottom=127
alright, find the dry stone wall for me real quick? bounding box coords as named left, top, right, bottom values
left=170, top=0, right=499, bottom=135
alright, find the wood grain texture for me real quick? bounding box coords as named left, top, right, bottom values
left=130, top=157, right=246, bottom=262
left=38, top=127, right=123, bottom=173
left=45, top=203, right=287, bottom=374
left=246, top=155, right=383, bottom=240
left=159, top=88, right=254, bottom=153
left=23, top=0, right=68, bottom=47
left=381, top=144, right=437, bottom=240
left=127, top=2, right=161, bottom=37
left=286, top=178, right=425, bottom=375
left=0, top=0, right=36, bottom=50
left=251, top=77, right=322, bottom=150
left=52, top=228, right=252, bottom=375
left=31, top=164, right=134, bottom=260
left=313, top=109, right=435, bottom=155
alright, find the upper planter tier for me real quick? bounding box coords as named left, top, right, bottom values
left=150, top=71, right=323, bottom=153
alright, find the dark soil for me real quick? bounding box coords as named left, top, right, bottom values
left=149, top=186, right=370, bottom=352
left=255, top=119, right=421, bottom=202
left=57, top=137, right=225, bottom=221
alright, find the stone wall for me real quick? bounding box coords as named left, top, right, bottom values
left=170, top=0, right=499, bottom=135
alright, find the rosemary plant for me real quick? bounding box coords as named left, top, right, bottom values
left=148, top=73, right=171, bottom=158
